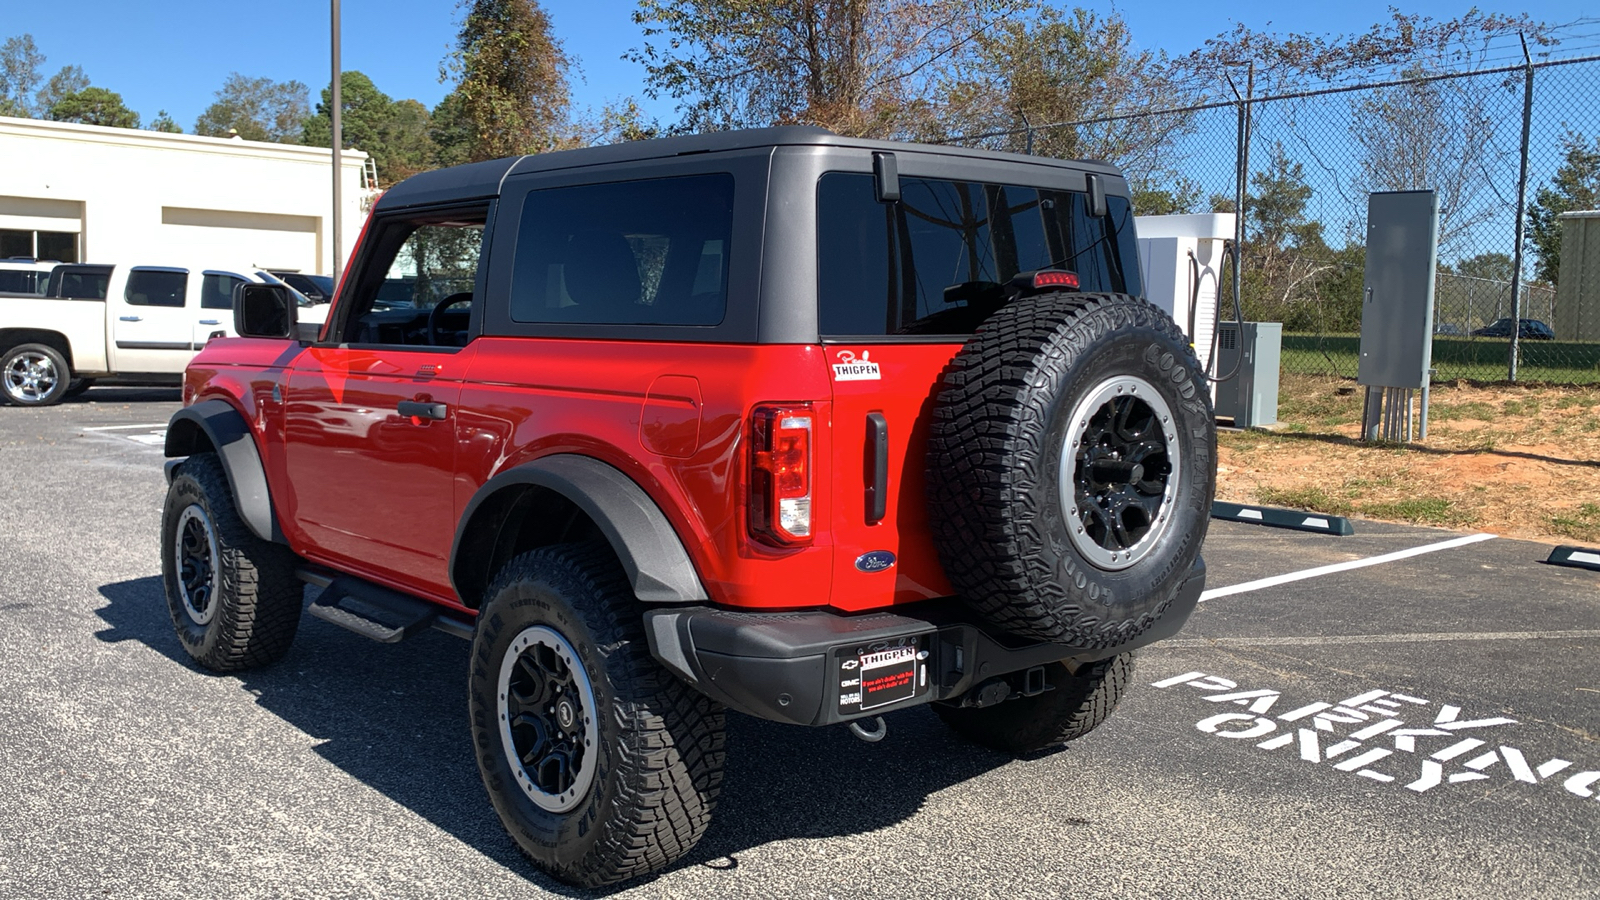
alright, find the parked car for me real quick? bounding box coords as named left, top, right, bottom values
left=1433, top=322, right=1465, bottom=336
left=1471, top=317, right=1554, bottom=340
left=0, top=259, right=61, bottom=296
left=267, top=270, right=335, bottom=303
left=159, top=126, right=1215, bottom=887
left=1, top=264, right=323, bottom=405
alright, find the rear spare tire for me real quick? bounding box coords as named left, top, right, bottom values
left=927, top=292, right=1214, bottom=647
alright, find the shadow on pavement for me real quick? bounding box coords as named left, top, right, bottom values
left=71, top=387, right=183, bottom=405
left=94, top=576, right=1016, bottom=896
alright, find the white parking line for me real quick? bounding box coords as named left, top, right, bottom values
left=82, top=423, right=169, bottom=431
left=1198, top=532, right=1499, bottom=603
left=1162, top=629, right=1600, bottom=648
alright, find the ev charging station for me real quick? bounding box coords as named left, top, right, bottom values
left=1136, top=213, right=1278, bottom=427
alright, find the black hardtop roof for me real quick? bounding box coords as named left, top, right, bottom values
left=375, top=126, right=1123, bottom=210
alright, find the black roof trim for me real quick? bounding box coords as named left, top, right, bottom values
left=377, top=127, right=1125, bottom=210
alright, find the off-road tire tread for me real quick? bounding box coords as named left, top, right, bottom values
left=935, top=653, right=1135, bottom=753
left=478, top=544, right=725, bottom=887
left=165, top=453, right=301, bottom=670
left=927, top=292, right=1212, bottom=646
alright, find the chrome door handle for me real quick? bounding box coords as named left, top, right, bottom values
left=199, top=319, right=220, bottom=325
left=119, top=316, right=142, bottom=322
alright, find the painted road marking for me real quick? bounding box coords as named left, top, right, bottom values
left=1198, top=532, right=1499, bottom=602
left=1162, top=629, right=1600, bottom=648
left=82, top=423, right=169, bottom=431
left=1153, top=670, right=1600, bottom=804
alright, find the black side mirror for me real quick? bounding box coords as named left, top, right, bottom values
left=233, top=283, right=297, bottom=339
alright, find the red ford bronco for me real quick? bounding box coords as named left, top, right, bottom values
left=160, top=127, right=1215, bottom=887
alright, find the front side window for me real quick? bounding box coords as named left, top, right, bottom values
left=817, top=173, right=1142, bottom=337
left=125, top=269, right=188, bottom=307
left=201, top=273, right=248, bottom=310
left=339, top=208, right=487, bottom=347
left=510, top=174, right=734, bottom=326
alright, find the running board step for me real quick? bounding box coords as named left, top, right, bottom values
left=301, top=571, right=474, bottom=643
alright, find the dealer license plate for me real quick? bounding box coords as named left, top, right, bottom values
left=857, top=646, right=919, bottom=710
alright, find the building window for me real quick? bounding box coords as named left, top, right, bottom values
left=0, top=228, right=78, bottom=263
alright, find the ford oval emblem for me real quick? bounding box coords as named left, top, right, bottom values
left=855, top=551, right=897, bottom=573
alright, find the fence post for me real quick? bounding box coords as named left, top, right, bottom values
left=1508, top=35, right=1536, bottom=382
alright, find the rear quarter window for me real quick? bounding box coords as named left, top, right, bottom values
left=509, top=174, right=735, bottom=327
left=817, top=172, right=1142, bottom=338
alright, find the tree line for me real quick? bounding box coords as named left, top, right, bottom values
left=4, top=1, right=1598, bottom=320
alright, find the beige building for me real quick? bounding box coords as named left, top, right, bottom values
left=1555, top=210, right=1600, bottom=342
left=0, top=115, right=371, bottom=275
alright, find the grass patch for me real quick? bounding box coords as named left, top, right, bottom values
left=1430, top=401, right=1498, bottom=422
left=1280, top=334, right=1600, bottom=384
left=1549, top=503, right=1600, bottom=544
left=1359, top=496, right=1476, bottom=527
left=1255, top=485, right=1353, bottom=516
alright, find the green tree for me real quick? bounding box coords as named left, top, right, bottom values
left=1451, top=252, right=1514, bottom=283
left=47, top=85, right=139, bottom=128
left=0, top=34, right=45, bottom=117
left=194, top=73, right=309, bottom=143
left=35, top=64, right=87, bottom=114
left=146, top=110, right=182, bottom=133
left=629, top=0, right=1024, bottom=138
left=446, top=0, right=571, bottom=161
left=1526, top=132, right=1600, bottom=285
left=1231, top=145, right=1356, bottom=332
left=939, top=6, right=1195, bottom=194
left=429, top=90, right=474, bottom=168
left=304, top=72, right=437, bottom=185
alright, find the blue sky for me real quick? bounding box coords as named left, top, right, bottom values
left=4, top=0, right=1595, bottom=130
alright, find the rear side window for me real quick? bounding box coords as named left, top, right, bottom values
left=0, top=270, right=42, bottom=294
left=201, top=273, right=248, bottom=310
left=817, top=173, right=1142, bottom=337
left=510, top=174, right=734, bottom=326
left=47, top=265, right=113, bottom=299
left=125, top=268, right=188, bottom=307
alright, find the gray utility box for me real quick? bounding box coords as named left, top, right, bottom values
left=1214, top=321, right=1281, bottom=428
left=1358, top=191, right=1438, bottom=389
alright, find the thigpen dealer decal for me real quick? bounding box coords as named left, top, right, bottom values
left=832, top=350, right=881, bottom=381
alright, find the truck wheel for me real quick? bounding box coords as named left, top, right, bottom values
left=161, top=453, right=302, bottom=671
left=935, top=653, right=1135, bottom=754
left=927, top=292, right=1215, bottom=647
left=1, top=343, right=71, bottom=406
left=469, top=543, right=725, bottom=888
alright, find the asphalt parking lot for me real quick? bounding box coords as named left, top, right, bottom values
left=1, top=390, right=1596, bottom=899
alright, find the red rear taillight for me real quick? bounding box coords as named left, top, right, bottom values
left=749, top=405, right=814, bottom=546
left=1031, top=269, right=1080, bottom=290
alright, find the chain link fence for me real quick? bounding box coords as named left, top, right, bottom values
left=946, top=54, right=1600, bottom=384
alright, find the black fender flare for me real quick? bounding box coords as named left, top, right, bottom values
left=163, top=399, right=283, bottom=544
left=452, top=455, right=709, bottom=606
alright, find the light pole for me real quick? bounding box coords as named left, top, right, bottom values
left=331, top=0, right=343, bottom=292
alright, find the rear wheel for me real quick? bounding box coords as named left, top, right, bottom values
left=1, top=343, right=70, bottom=406
left=935, top=653, right=1135, bottom=754
left=469, top=544, right=725, bottom=888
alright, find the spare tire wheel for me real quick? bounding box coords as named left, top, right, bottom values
left=927, top=292, right=1215, bottom=647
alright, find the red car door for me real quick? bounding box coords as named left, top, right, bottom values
left=283, top=344, right=474, bottom=600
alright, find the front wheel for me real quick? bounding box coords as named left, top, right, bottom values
left=935, top=653, right=1136, bottom=754
left=160, top=453, right=302, bottom=670
left=1, top=343, right=71, bottom=406
left=469, top=544, right=725, bottom=888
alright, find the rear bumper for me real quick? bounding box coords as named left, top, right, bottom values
left=644, top=557, right=1205, bottom=726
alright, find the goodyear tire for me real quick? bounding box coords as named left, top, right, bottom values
left=469, top=543, right=725, bottom=888
left=927, top=292, right=1214, bottom=647
left=936, top=653, right=1135, bottom=753
left=161, top=452, right=302, bottom=670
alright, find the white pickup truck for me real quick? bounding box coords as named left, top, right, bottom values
left=2, top=263, right=328, bottom=406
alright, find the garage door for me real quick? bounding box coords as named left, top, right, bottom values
left=160, top=207, right=320, bottom=273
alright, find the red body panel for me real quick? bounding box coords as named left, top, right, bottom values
left=186, top=332, right=966, bottom=615
left=823, top=343, right=959, bottom=611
